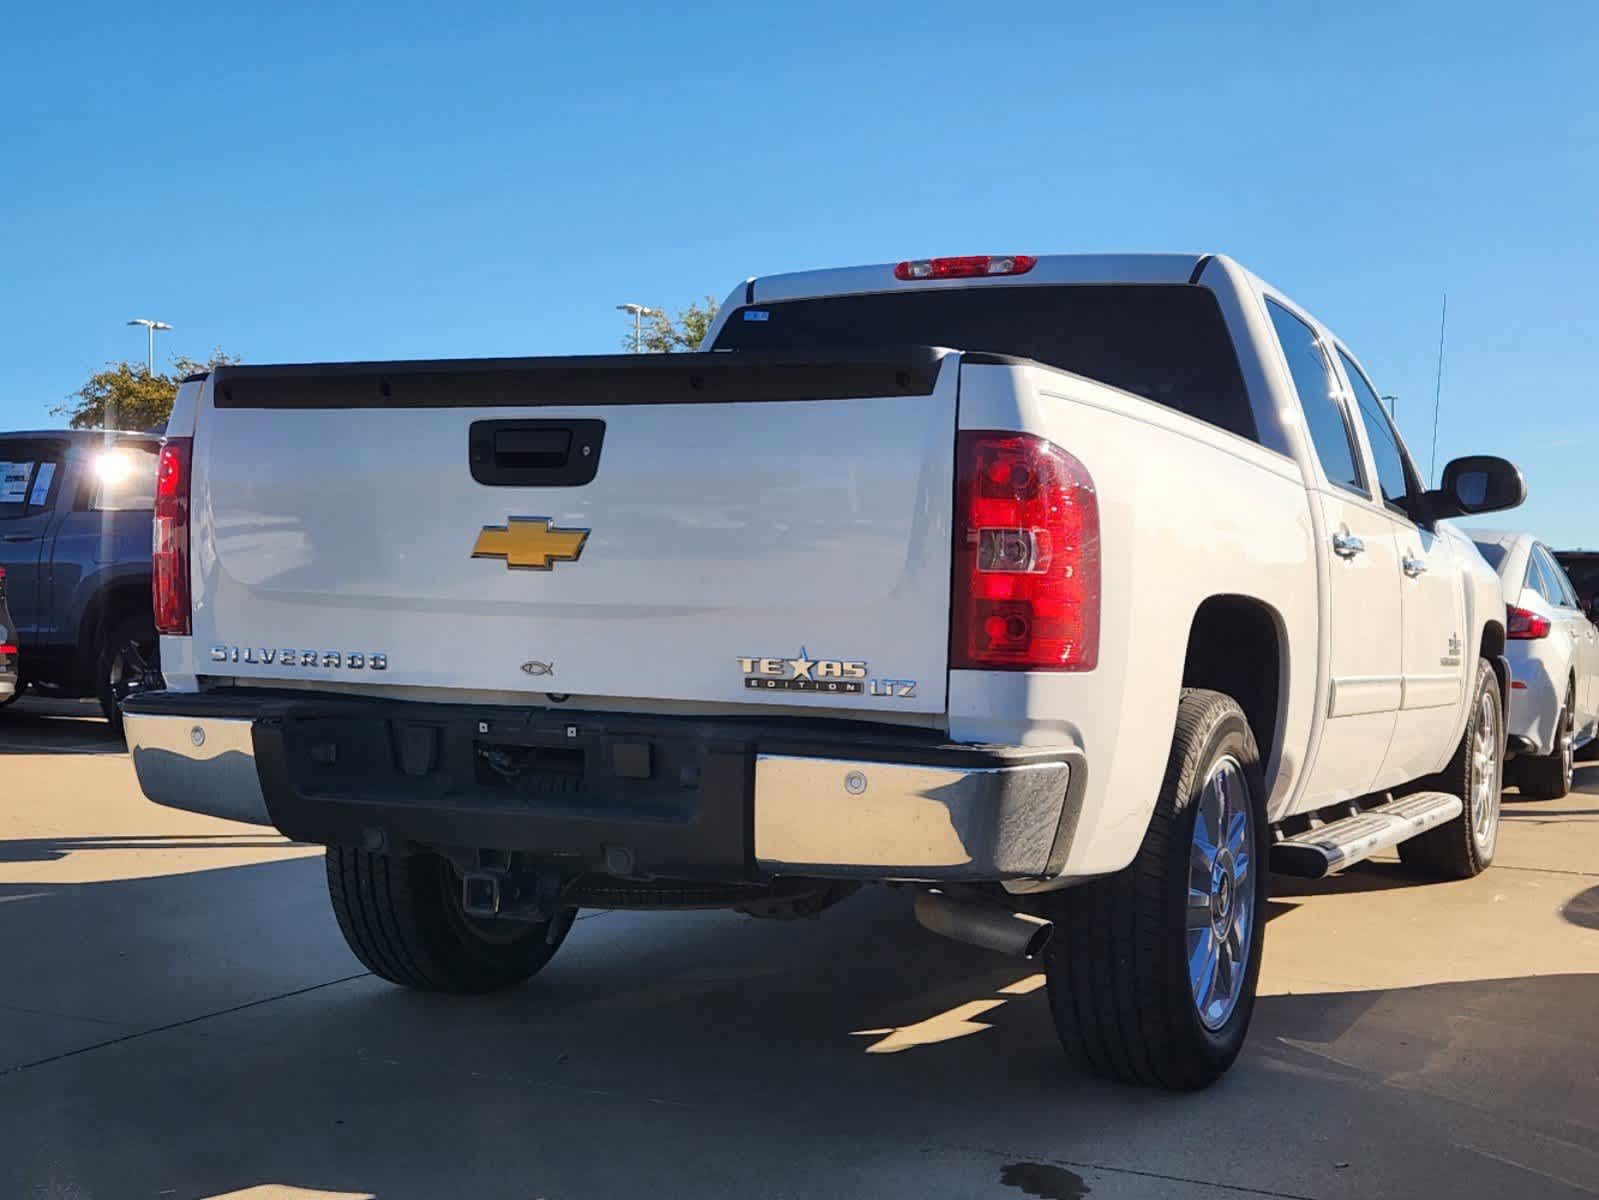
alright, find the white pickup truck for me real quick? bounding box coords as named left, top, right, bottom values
left=127, top=252, right=1525, bottom=1089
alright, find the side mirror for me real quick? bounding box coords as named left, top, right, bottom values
left=1588, top=595, right=1599, bottom=625
left=1435, top=455, right=1527, bottom=517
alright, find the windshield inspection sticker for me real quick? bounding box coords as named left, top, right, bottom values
left=742, top=309, right=770, bottom=322
left=738, top=648, right=916, bottom=698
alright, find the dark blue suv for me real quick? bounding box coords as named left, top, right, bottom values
left=0, top=430, right=161, bottom=730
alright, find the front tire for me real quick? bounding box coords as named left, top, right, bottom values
left=1398, top=657, right=1503, bottom=878
left=1044, top=689, right=1268, bottom=1091
left=326, top=848, right=573, bottom=993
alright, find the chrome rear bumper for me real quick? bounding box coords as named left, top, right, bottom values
left=125, top=711, right=272, bottom=826
left=123, top=695, right=1082, bottom=881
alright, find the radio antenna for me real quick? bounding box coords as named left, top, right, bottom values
left=1428, top=291, right=1448, bottom=485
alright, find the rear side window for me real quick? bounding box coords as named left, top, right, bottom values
left=1266, top=302, right=1364, bottom=494
left=712, top=284, right=1258, bottom=443
left=0, top=447, right=60, bottom=519
left=1536, top=545, right=1580, bottom=609
left=1528, top=548, right=1563, bottom=606
left=87, top=443, right=159, bottom=512
left=0, top=458, right=36, bottom=519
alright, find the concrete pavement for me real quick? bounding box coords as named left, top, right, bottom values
left=1, top=698, right=1597, bottom=1199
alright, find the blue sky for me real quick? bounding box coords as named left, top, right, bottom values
left=3, top=2, right=1594, bottom=542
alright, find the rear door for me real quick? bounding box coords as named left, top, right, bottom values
left=188, top=352, right=957, bottom=714
left=1267, top=304, right=1402, bottom=804
left=0, top=439, right=67, bottom=643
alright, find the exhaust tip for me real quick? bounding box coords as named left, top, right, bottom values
left=914, top=891, right=1053, bottom=960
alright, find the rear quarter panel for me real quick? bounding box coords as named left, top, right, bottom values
left=950, top=362, right=1317, bottom=878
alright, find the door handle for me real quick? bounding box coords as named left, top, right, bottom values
left=1331, top=531, right=1365, bottom=559
left=1402, top=555, right=1428, bottom=577
left=1, top=534, right=34, bottom=543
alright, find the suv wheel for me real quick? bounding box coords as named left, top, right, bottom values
left=97, top=615, right=160, bottom=735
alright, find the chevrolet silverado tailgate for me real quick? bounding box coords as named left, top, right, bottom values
left=190, top=349, right=955, bottom=713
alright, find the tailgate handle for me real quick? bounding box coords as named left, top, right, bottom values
left=469, top=419, right=604, bottom=487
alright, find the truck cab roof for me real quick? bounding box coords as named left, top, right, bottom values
left=743, top=252, right=1212, bottom=307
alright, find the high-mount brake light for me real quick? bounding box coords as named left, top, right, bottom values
left=1506, top=604, right=1551, bottom=640
left=895, top=255, right=1038, bottom=281
left=153, top=438, right=193, bottom=636
left=951, top=431, right=1099, bottom=671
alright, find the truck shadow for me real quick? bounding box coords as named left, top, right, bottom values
left=2, top=858, right=1597, bottom=1198
left=0, top=832, right=300, bottom=865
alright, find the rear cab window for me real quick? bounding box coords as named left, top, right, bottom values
left=712, top=284, right=1259, bottom=444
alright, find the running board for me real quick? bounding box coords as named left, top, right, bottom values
left=1270, top=791, right=1463, bottom=879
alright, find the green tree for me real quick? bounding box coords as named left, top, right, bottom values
left=632, top=296, right=719, bottom=353
left=54, top=347, right=240, bottom=430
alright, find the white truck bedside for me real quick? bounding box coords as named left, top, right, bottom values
left=127, top=252, right=1525, bottom=1089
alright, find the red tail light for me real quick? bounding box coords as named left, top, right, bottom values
left=952, top=431, right=1099, bottom=671
left=0, top=645, right=15, bottom=656
left=153, top=437, right=192, bottom=636
left=1507, top=604, right=1550, bottom=640
left=895, top=254, right=1037, bottom=281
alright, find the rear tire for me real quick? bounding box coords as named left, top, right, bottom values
left=1043, top=689, right=1268, bottom=1091
left=1516, top=688, right=1574, bottom=800
left=326, top=848, right=573, bottom=993
left=1398, top=658, right=1503, bottom=878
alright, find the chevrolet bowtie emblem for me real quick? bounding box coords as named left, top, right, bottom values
left=472, top=517, right=590, bottom=571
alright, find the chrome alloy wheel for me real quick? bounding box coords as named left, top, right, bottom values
left=1560, top=703, right=1575, bottom=793
left=1471, top=690, right=1502, bottom=854
left=1187, top=756, right=1255, bottom=1032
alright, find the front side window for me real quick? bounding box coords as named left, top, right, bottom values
left=1267, top=302, right=1364, bottom=494
left=1338, top=349, right=1415, bottom=512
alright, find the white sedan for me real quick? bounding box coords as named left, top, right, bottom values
left=1469, top=531, right=1599, bottom=798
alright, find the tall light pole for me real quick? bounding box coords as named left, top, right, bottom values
left=616, top=303, right=663, bottom=354
left=127, top=318, right=173, bottom=374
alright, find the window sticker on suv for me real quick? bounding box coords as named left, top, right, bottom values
left=0, top=461, right=33, bottom=503
left=28, top=462, right=55, bottom=507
